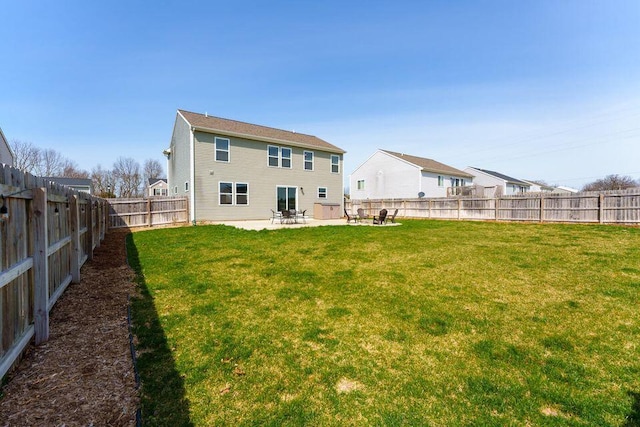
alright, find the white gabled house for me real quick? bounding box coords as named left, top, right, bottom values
left=165, top=110, right=346, bottom=222
left=0, top=127, right=15, bottom=166
left=147, top=178, right=168, bottom=197
left=349, top=149, right=473, bottom=200
left=464, top=167, right=531, bottom=196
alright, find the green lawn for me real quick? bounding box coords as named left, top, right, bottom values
left=128, top=220, right=640, bottom=426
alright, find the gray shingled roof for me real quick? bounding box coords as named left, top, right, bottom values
left=148, top=178, right=167, bottom=186
left=470, top=167, right=530, bottom=186
left=381, top=150, right=473, bottom=178
left=178, top=110, right=345, bottom=154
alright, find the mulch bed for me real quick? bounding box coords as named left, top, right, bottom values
left=0, top=230, right=139, bottom=426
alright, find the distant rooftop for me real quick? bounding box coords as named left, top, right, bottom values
left=469, top=167, right=530, bottom=186
left=381, top=150, right=473, bottom=178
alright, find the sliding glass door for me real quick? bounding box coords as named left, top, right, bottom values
left=276, top=186, right=297, bottom=211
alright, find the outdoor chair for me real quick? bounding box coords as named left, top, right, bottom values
left=373, top=209, right=388, bottom=225
left=299, top=209, right=307, bottom=224
left=356, top=208, right=369, bottom=223
left=344, top=208, right=356, bottom=223
left=385, top=208, right=398, bottom=224
left=271, top=209, right=283, bottom=224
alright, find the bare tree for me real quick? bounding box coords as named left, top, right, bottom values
left=34, top=148, right=66, bottom=177
left=113, top=157, right=142, bottom=198
left=62, top=160, right=90, bottom=178
left=143, top=158, right=164, bottom=183
left=582, top=174, right=639, bottom=191
left=9, top=139, right=41, bottom=172
left=91, top=165, right=117, bottom=198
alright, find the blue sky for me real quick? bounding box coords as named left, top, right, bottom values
left=1, top=1, right=639, bottom=189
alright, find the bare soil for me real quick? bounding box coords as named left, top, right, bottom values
left=0, top=230, right=139, bottom=426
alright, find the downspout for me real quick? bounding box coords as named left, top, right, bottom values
left=190, top=127, right=196, bottom=225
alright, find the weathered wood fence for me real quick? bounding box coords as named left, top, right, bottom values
left=0, top=165, right=108, bottom=379
left=107, top=196, right=189, bottom=229
left=347, top=189, right=640, bottom=224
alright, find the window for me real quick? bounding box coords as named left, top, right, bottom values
left=451, top=178, right=464, bottom=187
left=318, top=187, right=327, bottom=199
left=268, top=145, right=279, bottom=167
left=357, top=180, right=365, bottom=190
left=174, top=186, right=178, bottom=194
left=219, top=182, right=233, bottom=205
left=304, top=151, right=314, bottom=171
left=215, top=137, right=230, bottom=162
left=267, top=145, right=292, bottom=168
left=331, top=155, right=340, bottom=173
left=235, top=183, right=248, bottom=205
left=438, top=176, right=444, bottom=187
left=185, top=182, right=189, bottom=192
left=153, top=188, right=168, bottom=196
left=219, top=182, right=249, bottom=205
left=281, top=147, right=292, bottom=168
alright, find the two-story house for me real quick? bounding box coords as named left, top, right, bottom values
left=464, top=167, right=531, bottom=196
left=165, top=110, right=346, bottom=222
left=350, top=149, right=473, bottom=200
left=147, top=178, right=168, bottom=197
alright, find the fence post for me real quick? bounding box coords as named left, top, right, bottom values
left=33, top=187, right=49, bottom=345
left=95, top=200, right=101, bottom=248
left=87, top=199, right=94, bottom=260
left=457, top=198, right=462, bottom=220
left=428, top=199, right=432, bottom=218
left=494, top=197, right=499, bottom=220
left=540, top=194, right=545, bottom=223
left=70, top=195, right=81, bottom=283
left=147, top=197, right=152, bottom=227
left=599, top=193, right=604, bottom=224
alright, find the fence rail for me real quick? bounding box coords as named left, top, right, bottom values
left=107, top=196, right=189, bottom=228
left=347, top=190, right=640, bottom=224
left=0, top=164, right=107, bottom=380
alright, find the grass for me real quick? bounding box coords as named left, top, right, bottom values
left=128, top=220, right=640, bottom=426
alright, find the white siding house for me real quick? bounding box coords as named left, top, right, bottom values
left=464, top=167, right=531, bottom=196
left=350, top=150, right=473, bottom=200
left=0, top=127, right=15, bottom=166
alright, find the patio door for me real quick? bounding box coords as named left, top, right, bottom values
left=276, top=186, right=297, bottom=211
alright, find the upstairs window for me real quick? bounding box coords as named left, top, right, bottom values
left=438, top=176, right=444, bottom=187
left=331, top=155, right=340, bottom=173
left=357, top=180, right=365, bottom=190
left=215, top=137, right=230, bottom=162
left=281, top=147, right=292, bottom=168
left=304, top=151, right=314, bottom=171
left=268, top=146, right=279, bottom=167
left=267, top=145, right=292, bottom=168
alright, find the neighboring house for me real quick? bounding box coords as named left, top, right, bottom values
left=43, top=177, right=93, bottom=194
left=165, top=110, right=346, bottom=222
left=349, top=149, right=473, bottom=200
left=0, top=127, right=15, bottom=166
left=522, top=180, right=555, bottom=193
left=553, top=185, right=579, bottom=194
left=148, top=178, right=168, bottom=197
left=464, top=167, right=531, bottom=196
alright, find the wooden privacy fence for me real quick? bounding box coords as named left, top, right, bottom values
left=347, top=189, right=640, bottom=224
left=107, top=196, right=189, bottom=228
left=0, top=165, right=107, bottom=380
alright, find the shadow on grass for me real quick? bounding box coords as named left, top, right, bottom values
left=126, top=234, right=193, bottom=427
left=626, top=391, right=640, bottom=427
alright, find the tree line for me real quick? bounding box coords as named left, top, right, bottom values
left=10, top=140, right=164, bottom=198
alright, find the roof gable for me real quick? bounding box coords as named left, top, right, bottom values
left=148, top=178, right=167, bottom=186
left=470, top=167, right=530, bottom=186
left=381, top=150, right=473, bottom=178
left=178, top=110, right=345, bottom=154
